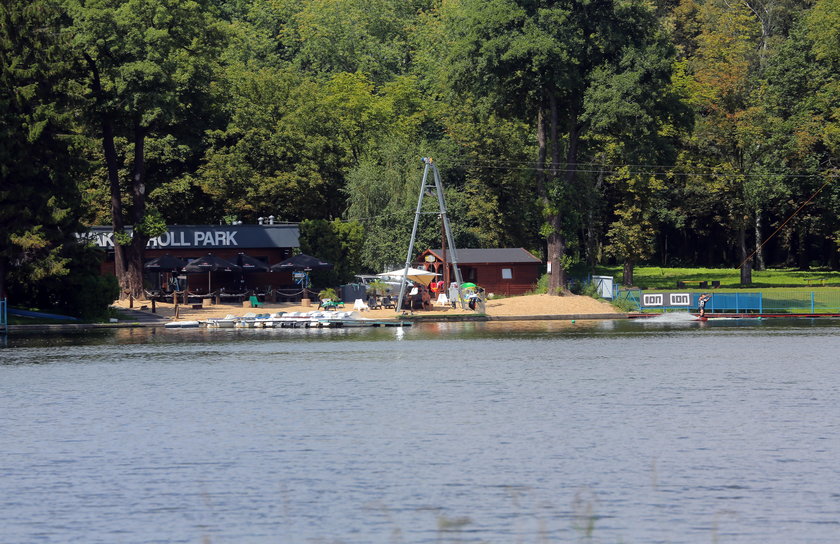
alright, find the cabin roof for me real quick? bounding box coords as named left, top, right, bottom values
left=422, top=248, right=541, bottom=264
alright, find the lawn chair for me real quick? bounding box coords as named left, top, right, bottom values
left=249, top=295, right=263, bottom=308
left=367, top=296, right=382, bottom=310
left=319, top=299, right=339, bottom=310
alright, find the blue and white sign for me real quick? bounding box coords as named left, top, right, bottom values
left=641, top=293, right=692, bottom=307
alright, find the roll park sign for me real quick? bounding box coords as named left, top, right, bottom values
left=78, top=224, right=299, bottom=250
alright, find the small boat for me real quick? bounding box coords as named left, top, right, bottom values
left=206, top=315, right=238, bottom=328
left=197, top=310, right=411, bottom=329
left=164, top=320, right=201, bottom=328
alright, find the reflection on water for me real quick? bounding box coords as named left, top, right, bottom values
left=2, top=319, right=840, bottom=543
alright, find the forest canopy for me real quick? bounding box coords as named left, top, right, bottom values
left=2, top=0, right=838, bottom=304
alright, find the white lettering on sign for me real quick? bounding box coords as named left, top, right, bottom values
left=669, top=293, right=691, bottom=306
left=150, top=231, right=184, bottom=247
left=153, top=232, right=169, bottom=247
left=82, top=229, right=242, bottom=248
left=642, top=293, right=664, bottom=306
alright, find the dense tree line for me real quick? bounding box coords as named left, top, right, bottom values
left=2, top=0, right=838, bottom=308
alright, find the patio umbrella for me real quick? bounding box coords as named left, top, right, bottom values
left=144, top=254, right=187, bottom=291
left=460, top=282, right=477, bottom=290
left=270, top=253, right=333, bottom=271
left=235, top=252, right=270, bottom=272
left=378, top=267, right=440, bottom=287
left=183, top=254, right=241, bottom=293
left=143, top=254, right=186, bottom=272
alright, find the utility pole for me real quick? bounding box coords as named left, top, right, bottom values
left=397, top=158, right=465, bottom=312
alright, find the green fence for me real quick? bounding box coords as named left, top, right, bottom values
left=615, top=290, right=840, bottom=314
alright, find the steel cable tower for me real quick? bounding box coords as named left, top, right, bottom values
left=396, top=158, right=465, bottom=312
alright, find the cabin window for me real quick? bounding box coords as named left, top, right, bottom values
left=501, top=268, right=513, bottom=279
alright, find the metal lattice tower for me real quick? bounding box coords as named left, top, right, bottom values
left=396, top=158, right=465, bottom=312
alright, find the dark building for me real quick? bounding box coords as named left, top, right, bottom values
left=82, top=224, right=300, bottom=294
left=415, top=248, right=542, bottom=296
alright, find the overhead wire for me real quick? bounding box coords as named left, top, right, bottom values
left=342, top=160, right=838, bottom=235
left=738, top=176, right=835, bottom=270
left=444, top=158, right=839, bottom=179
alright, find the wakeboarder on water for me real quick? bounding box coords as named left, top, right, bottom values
left=698, top=293, right=712, bottom=319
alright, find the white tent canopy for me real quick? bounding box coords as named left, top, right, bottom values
left=378, top=267, right=440, bottom=286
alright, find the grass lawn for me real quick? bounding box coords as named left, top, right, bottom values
left=594, top=266, right=840, bottom=290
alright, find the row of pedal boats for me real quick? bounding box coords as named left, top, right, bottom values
left=164, top=311, right=410, bottom=329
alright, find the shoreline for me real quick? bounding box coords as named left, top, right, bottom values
left=5, top=293, right=627, bottom=333
left=6, top=312, right=629, bottom=333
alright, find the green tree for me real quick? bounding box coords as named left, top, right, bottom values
left=805, top=0, right=840, bottom=160
left=194, top=65, right=346, bottom=222
left=298, top=219, right=364, bottom=286
left=277, top=0, right=428, bottom=84
left=682, top=0, right=767, bottom=283
left=432, top=0, right=681, bottom=294
left=0, top=0, right=99, bottom=310
left=757, top=3, right=840, bottom=268
left=582, top=32, right=690, bottom=284
left=64, top=0, right=225, bottom=298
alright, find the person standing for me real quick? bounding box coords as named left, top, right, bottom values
left=698, top=293, right=712, bottom=318
left=448, top=282, right=459, bottom=308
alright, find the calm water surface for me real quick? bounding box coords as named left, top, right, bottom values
left=2, top=317, right=839, bottom=543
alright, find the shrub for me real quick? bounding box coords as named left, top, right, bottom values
left=526, top=273, right=549, bottom=295
left=318, top=287, right=339, bottom=301
left=611, top=296, right=639, bottom=312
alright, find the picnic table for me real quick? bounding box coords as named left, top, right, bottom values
left=676, top=280, right=721, bottom=289
left=805, top=278, right=826, bottom=286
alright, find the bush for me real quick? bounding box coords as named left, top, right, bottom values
left=526, top=273, right=549, bottom=295
left=582, top=283, right=596, bottom=299
left=318, top=287, right=339, bottom=301
left=611, top=296, right=639, bottom=312
left=366, top=280, right=390, bottom=296
left=7, top=243, right=119, bottom=320
left=63, top=273, right=120, bottom=319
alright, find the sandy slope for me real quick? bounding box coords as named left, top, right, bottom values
left=112, top=293, right=621, bottom=321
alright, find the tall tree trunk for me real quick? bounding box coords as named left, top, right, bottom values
left=85, top=52, right=129, bottom=299
left=124, top=122, right=149, bottom=299
left=586, top=161, right=606, bottom=266
left=537, top=95, right=566, bottom=295
left=754, top=209, right=765, bottom=270
left=102, top=113, right=130, bottom=298
left=828, top=238, right=839, bottom=270
left=796, top=224, right=809, bottom=270
left=549, top=93, right=566, bottom=293
left=739, top=223, right=752, bottom=285
left=536, top=107, right=550, bottom=285
left=623, top=259, right=634, bottom=287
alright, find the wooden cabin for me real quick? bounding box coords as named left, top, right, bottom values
left=414, top=248, right=542, bottom=296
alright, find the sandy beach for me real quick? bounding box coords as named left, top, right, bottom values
left=112, top=293, right=621, bottom=321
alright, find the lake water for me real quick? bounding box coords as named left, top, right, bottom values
left=2, top=317, right=839, bottom=543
